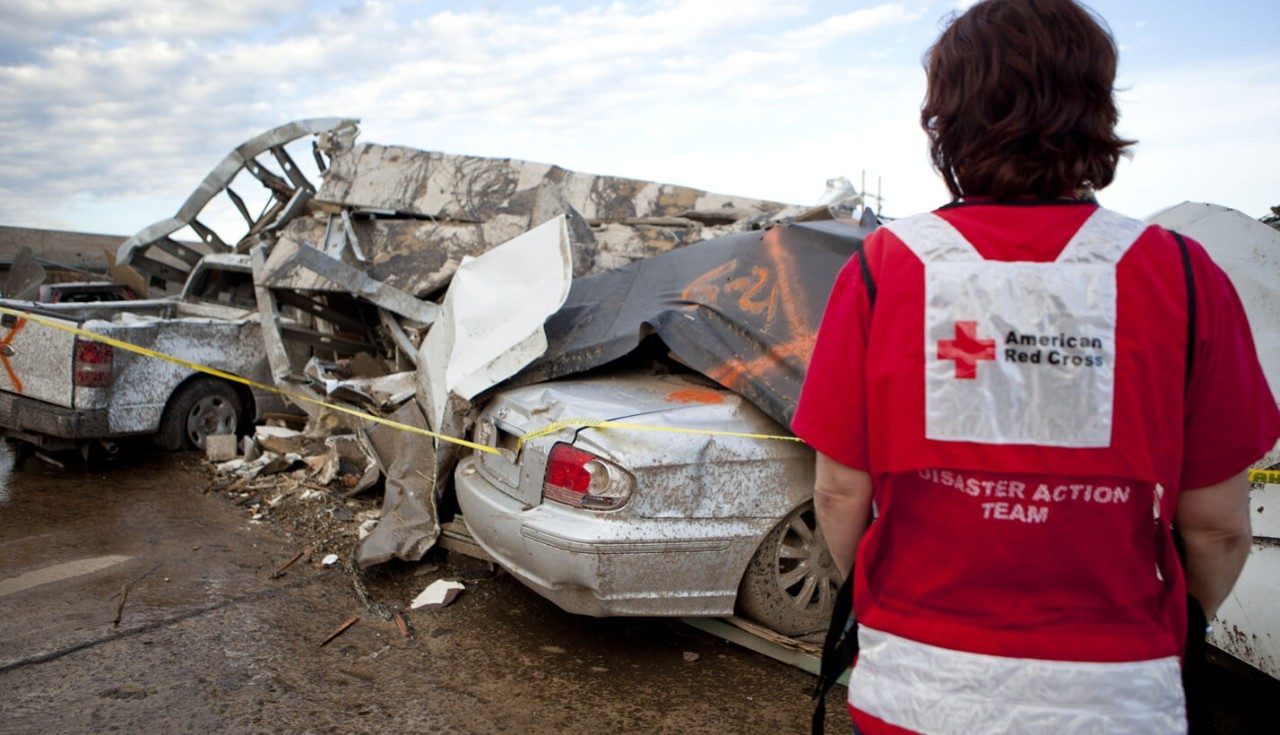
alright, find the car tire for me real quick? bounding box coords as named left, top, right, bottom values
left=155, top=378, right=243, bottom=451
left=737, top=501, right=843, bottom=636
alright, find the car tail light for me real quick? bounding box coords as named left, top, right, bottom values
left=542, top=442, right=634, bottom=511
left=74, top=339, right=113, bottom=387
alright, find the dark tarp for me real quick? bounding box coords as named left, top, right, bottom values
left=515, top=220, right=873, bottom=426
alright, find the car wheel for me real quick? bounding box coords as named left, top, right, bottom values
left=155, top=378, right=243, bottom=451
left=737, top=501, right=843, bottom=636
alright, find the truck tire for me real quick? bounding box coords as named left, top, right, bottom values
left=737, top=501, right=843, bottom=636
left=155, top=378, right=243, bottom=452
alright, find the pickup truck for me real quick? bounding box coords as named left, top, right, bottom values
left=35, top=281, right=140, bottom=304
left=0, top=254, right=292, bottom=453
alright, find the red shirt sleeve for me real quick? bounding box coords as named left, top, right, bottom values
left=791, top=248, right=874, bottom=470
left=1180, top=237, right=1280, bottom=489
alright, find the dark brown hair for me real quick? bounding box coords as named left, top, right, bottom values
left=922, top=0, right=1134, bottom=199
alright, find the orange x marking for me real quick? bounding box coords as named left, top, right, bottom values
left=1, top=318, right=26, bottom=393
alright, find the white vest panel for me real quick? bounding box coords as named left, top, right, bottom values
left=882, top=209, right=1149, bottom=447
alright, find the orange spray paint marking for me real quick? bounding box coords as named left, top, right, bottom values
left=682, top=260, right=738, bottom=303
left=666, top=388, right=726, bottom=405
left=0, top=318, right=26, bottom=393
left=761, top=226, right=812, bottom=333
left=732, top=267, right=778, bottom=323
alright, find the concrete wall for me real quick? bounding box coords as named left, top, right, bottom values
left=0, top=225, right=125, bottom=273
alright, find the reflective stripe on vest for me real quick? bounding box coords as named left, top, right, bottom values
left=850, top=626, right=1186, bottom=735
left=882, top=208, right=1150, bottom=447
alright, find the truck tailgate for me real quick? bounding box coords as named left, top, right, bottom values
left=0, top=310, right=77, bottom=407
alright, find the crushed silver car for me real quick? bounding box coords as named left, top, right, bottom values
left=454, top=372, right=840, bottom=636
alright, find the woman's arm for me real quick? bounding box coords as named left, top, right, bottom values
left=814, top=451, right=875, bottom=577
left=1176, top=472, right=1253, bottom=619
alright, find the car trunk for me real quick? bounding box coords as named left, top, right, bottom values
left=472, top=374, right=731, bottom=509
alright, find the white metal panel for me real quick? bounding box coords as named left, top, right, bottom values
left=1210, top=542, right=1280, bottom=679
left=0, top=309, right=77, bottom=407
left=1250, top=483, right=1280, bottom=540
left=418, top=215, right=572, bottom=430
left=1146, top=202, right=1280, bottom=468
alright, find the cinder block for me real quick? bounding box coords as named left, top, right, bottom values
left=205, top=433, right=239, bottom=462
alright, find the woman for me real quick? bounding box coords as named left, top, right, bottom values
left=792, top=1, right=1279, bottom=732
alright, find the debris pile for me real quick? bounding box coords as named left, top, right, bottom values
left=105, top=118, right=878, bottom=582
left=205, top=420, right=382, bottom=556
left=107, top=117, right=840, bottom=574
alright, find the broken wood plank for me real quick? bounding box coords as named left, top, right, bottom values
left=319, top=615, right=360, bottom=647
left=437, top=517, right=496, bottom=564
left=112, top=582, right=129, bottom=628
left=682, top=617, right=848, bottom=686
left=393, top=611, right=410, bottom=639
left=269, top=550, right=306, bottom=579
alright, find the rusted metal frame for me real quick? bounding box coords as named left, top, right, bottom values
left=311, top=141, right=328, bottom=174
left=225, top=187, right=255, bottom=227
left=188, top=219, right=230, bottom=253
left=319, top=212, right=367, bottom=264
left=242, top=198, right=290, bottom=243
left=153, top=237, right=205, bottom=268
left=341, top=210, right=367, bottom=262
left=251, top=245, right=321, bottom=418
left=243, top=157, right=294, bottom=198
left=273, top=290, right=372, bottom=333
left=284, top=244, right=439, bottom=325
left=378, top=310, right=418, bottom=368
left=129, top=254, right=190, bottom=289
left=279, top=323, right=373, bottom=354
left=268, top=189, right=314, bottom=234
left=270, top=145, right=314, bottom=193
left=118, top=119, right=358, bottom=276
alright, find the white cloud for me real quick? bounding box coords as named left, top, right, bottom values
left=780, top=4, right=922, bottom=49
left=0, top=0, right=933, bottom=233
left=1109, top=56, right=1280, bottom=219
left=0, top=0, right=1275, bottom=238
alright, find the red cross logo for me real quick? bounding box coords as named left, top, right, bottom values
left=938, top=320, right=996, bottom=379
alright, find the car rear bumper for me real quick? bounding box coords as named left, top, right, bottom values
left=0, top=391, right=109, bottom=444
left=454, top=455, right=767, bottom=618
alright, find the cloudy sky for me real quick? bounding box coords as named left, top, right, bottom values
left=1, top=0, right=1276, bottom=237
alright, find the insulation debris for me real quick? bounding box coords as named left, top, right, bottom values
left=410, top=580, right=465, bottom=610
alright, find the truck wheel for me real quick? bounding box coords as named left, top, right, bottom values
left=737, top=501, right=843, bottom=636
left=155, top=378, right=243, bottom=451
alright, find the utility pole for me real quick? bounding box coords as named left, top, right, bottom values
left=859, top=170, right=885, bottom=214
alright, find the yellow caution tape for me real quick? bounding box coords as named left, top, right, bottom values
left=0, top=305, right=801, bottom=456
left=1, top=304, right=1276, bottom=487
left=1251, top=469, right=1280, bottom=486
left=515, top=417, right=803, bottom=450
left=0, top=305, right=500, bottom=455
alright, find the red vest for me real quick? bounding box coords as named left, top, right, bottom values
left=868, top=208, right=1189, bottom=496
left=847, top=207, right=1190, bottom=733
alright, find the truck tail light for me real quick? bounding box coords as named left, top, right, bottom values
left=542, top=442, right=634, bottom=511
left=74, top=339, right=113, bottom=387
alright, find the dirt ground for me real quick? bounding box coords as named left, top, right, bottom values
left=0, top=442, right=1275, bottom=734
left=0, top=444, right=839, bottom=734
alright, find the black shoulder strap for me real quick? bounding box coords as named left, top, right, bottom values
left=1171, top=232, right=1210, bottom=730
left=852, top=239, right=877, bottom=310
left=1173, top=232, right=1196, bottom=387
left=811, top=238, right=874, bottom=734
left=811, top=565, right=858, bottom=734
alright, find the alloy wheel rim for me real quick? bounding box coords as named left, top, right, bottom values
left=775, top=507, right=842, bottom=614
